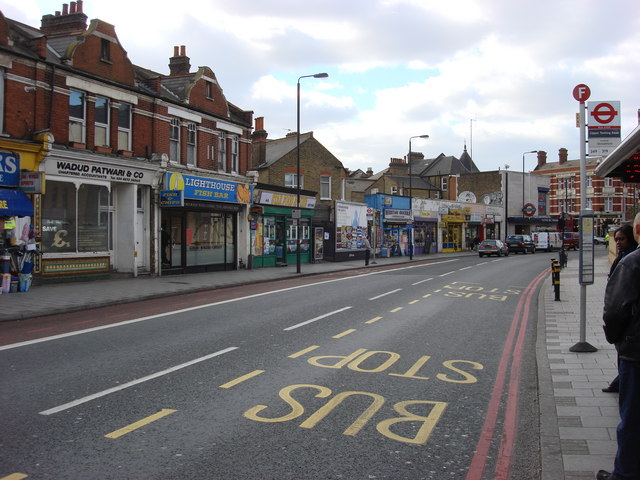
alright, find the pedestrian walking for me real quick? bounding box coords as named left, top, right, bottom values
left=602, top=224, right=638, bottom=393
left=362, top=236, right=371, bottom=266
left=597, top=213, right=640, bottom=480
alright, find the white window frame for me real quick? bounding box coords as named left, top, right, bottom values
left=285, top=173, right=302, bottom=189
left=605, top=197, right=613, bottom=211
left=605, top=177, right=613, bottom=187
left=587, top=175, right=593, bottom=187
left=586, top=197, right=593, bottom=209
left=169, top=117, right=180, bottom=164
left=69, top=89, right=86, bottom=143
left=390, top=186, right=398, bottom=195
left=320, top=175, right=331, bottom=199
left=441, top=177, right=447, bottom=191
left=117, top=102, right=132, bottom=151
left=218, top=133, right=227, bottom=171
left=186, top=123, right=197, bottom=166
left=94, top=96, right=110, bottom=147
left=230, top=136, right=238, bottom=173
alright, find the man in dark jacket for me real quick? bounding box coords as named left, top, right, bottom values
left=597, top=213, right=640, bottom=480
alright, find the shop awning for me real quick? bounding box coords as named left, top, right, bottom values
left=0, top=189, right=34, bottom=217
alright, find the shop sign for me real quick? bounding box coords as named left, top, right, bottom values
left=258, top=191, right=316, bottom=209
left=46, top=158, right=151, bottom=184
left=0, top=151, right=20, bottom=187
left=166, top=173, right=252, bottom=204
left=20, top=171, right=45, bottom=194
left=159, top=190, right=184, bottom=207
left=384, top=208, right=412, bottom=221
left=470, top=213, right=482, bottom=223
left=484, top=215, right=495, bottom=224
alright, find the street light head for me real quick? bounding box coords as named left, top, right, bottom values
left=313, top=73, right=329, bottom=78
left=419, top=134, right=430, bottom=139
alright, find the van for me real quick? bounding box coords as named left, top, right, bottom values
left=563, top=232, right=579, bottom=250
left=533, top=232, right=563, bottom=251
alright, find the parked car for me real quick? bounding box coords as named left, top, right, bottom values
left=478, top=239, right=509, bottom=257
left=594, top=235, right=606, bottom=245
left=505, top=235, right=536, bottom=254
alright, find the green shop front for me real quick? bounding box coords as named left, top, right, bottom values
left=249, top=188, right=316, bottom=268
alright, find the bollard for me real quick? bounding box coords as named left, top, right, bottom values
left=551, top=259, right=561, bottom=301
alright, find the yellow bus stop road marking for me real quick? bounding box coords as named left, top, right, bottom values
left=105, top=409, right=176, bottom=439
left=333, top=329, right=356, bottom=339
left=219, top=370, right=265, bottom=389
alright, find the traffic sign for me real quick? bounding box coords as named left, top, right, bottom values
left=573, top=84, right=591, bottom=103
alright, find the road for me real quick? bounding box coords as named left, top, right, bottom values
left=0, top=251, right=552, bottom=480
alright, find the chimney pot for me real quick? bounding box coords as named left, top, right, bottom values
left=558, top=148, right=568, bottom=165
left=180, top=45, right=186, bottom=56
left=62, top=4, right=68, bottom=15
left=70, top=2, right=76, bottom=14
left=77, top=0, right=83, bottom=12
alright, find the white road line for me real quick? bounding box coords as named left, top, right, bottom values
left=1, top=258, right=460, bottom=352
left=368, top=288, right=402, bottom=301
left=459, top=266, right=473, bottom=271
left=411, top=277, right=433, bottom=286
left=284, top=306, right=353, bottom=331
left=439, top=271, right=455, bottom=277
left=39, top=347, right=238, bottom=415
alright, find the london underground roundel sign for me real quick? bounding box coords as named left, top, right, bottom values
left=523, top=203, right=536, bottom=217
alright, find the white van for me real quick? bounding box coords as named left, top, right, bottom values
left=533, top=232, right=562, bottom=251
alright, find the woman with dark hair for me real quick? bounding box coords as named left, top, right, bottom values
left=602, top=224, right=639, bottom=393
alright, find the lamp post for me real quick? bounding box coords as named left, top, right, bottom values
left=408, top=134, right=429, bottom=260
left=296, top=72, right=328, bottom=274
left=522, top=150, right=537, bottom=232
left=504, top=164, right=510, bottom=240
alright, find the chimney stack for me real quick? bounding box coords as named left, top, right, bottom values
left=537, top=150, right=547, bottom=168
left=366, top=167, right=373, bottom=177
left=168, top=45, right=191, bottom=75
left=558, top=148, right=568, bottom=165
left=41, top=2, right=88, bottom=36
left=251, top=117, right=268, bottom=168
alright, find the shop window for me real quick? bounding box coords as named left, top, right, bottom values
left=186, top=123, right=197, bottom=166
left=285, top=173, right=303, bottom=189
left=94, top=96, right=110, bottom=147
left=184, top=211, right=234, bottom=266
left=42, top=181, right=110, bottom=253
left=69, top=89, right=86, bottom=143
left=218, top=133, right=227, bottom=171
left=230, top=136, right=238, bottom=173
left=118, top=102, right=132, bottom=151
left=169, top=117, right=180, bottom=163
left=320, top=175, right=331, bottom=199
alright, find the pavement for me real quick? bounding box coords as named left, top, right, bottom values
left=0, top=248, right=619, bottom=479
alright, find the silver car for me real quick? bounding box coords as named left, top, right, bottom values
left=478, top=239, right=509, bottom=257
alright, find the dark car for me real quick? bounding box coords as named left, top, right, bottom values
left=478, top=239, right=509, bottom=257
left=563, top=232, right=579, bottom=250
left=505, top=235, right=536, bottom=254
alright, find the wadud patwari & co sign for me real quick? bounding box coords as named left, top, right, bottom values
left=45, top=159, right=152, bottom=184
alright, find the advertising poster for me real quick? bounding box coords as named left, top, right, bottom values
left=335, top=201, right=368, bottom=251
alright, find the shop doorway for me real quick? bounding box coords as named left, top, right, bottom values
left=135, top=187, right=147, bottom=271
left=163, top=214, right=182, bottom=268
left=275, top=218, right=286, bottom=264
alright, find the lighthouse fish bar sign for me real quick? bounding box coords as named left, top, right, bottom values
left=45, top=159, right=153, bottom=184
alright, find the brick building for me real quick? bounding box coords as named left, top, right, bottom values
left=532, top=149, right=635, bottom=234
left=0, top=3, right=255, bottom=281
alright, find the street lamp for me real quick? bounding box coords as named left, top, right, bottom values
left=522, top=150, right=537, bottom=231
left=408, top=134, right=429, bottom=260
left=297, top=72, right=328, bottom=274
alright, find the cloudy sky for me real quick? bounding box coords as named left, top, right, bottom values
left=4, top=0, right=640, bottom=174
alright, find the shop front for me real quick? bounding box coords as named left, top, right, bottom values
left=41, top=150, right=157, bottom=281
left=160, top=172, right=252, bottom=273
left=249, top=188, right=315, bottom=268
left=440, top=209, right=465, bottom=252
left=382, top=208, right=412, bottom=257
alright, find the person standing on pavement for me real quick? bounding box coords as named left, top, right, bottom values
left=362, top=236, right=372, bottom=266
left=597, top=213, right=640, bottom=480
left=603, top=225, right=638, bottom=393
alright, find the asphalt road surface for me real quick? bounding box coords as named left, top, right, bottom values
left=0, top=251, right=551, bottom=479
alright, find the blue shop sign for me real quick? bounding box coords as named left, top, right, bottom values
left=0, top=152, right=20, bottom=187
left=165, top=172, right=251, bottom=204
